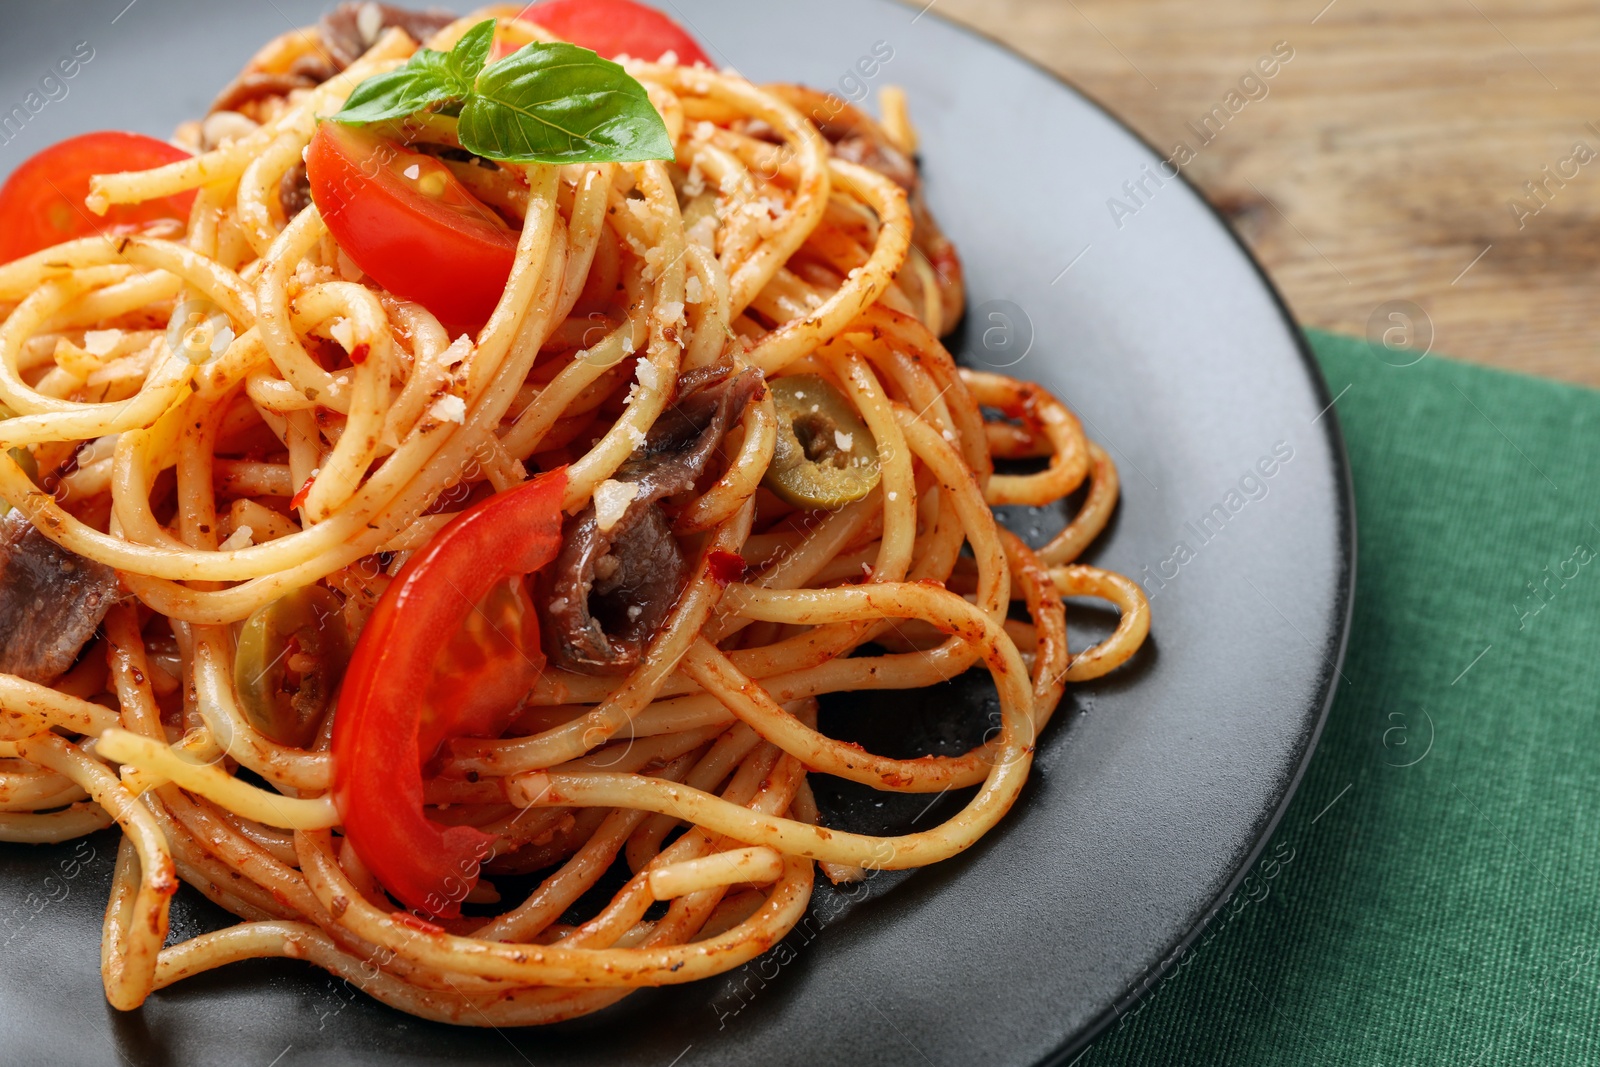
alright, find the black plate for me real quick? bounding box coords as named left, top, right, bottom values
left=0, top=2, right=1354, bottom=1064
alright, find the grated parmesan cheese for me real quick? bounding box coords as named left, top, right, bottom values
left=636, top=360, right=662, bottom=391
left=441, top=335, right=473, bottom=367
left=685, top=275, right=703, bottom=304
left=625, top=200, right=655, bottom=229
left=428, top=394, right=466, bottom=424
left=328, top=318, right=356, bottom=353
left=682, top=165, right=707, bottom=198
left=643, top=244, right=667, bottom=280
left=687, top=214, right=717, bottom=250
left=592, top=479, right=638, bottom=533
left=834, top=430, right=854, bottom=453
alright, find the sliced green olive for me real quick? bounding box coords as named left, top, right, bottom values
left=234, top=585, right=349, bottom=749
left=0, top=405, right=38, bottom=485
left=7, top=446, right=36, bottom=485
left=763, top=374, right=880, bottom=509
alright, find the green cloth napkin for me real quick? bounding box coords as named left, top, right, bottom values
left=1082, top=328, right=1600, bottom=1067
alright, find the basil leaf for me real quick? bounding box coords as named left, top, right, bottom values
left=334, top=49, right=459, bottom=125
left=456, top=42, right=674, bottom=165
left=448, top=20, right=496, bottom=87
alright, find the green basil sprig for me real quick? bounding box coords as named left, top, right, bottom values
left=331, top=19, right=673, bottom=165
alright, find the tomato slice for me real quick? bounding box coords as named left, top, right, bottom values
left=331, top=468, right=568, bottom=918
left=0, top=131, right=195, bottom=264
left=515, top=0, right=712, bottom=66
left=306, top=122, right=519, bottom=330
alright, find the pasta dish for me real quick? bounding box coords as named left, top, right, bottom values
left=0, top=0, right=1149, bottom=1025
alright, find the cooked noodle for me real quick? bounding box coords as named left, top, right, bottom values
left=0, top=7, right=1149, bottom=1024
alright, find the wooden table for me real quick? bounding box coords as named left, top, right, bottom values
left=929, top=0, right=1600, bottom=387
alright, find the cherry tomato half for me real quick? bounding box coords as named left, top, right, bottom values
left=516, top=0, right=713, bottom=66
left=331, top=468, right=567, bottom=918
left=0, top=131, right=196, bottom=264
left=306, top=122, right=519, bottom=330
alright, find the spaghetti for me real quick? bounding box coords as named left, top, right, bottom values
left=0, top=2, right=1150, bottom=1025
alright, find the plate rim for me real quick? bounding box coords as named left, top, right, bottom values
left=896, top=7, right=1359, bottom=1063
left=0, top=4, right=1358, bottom=1063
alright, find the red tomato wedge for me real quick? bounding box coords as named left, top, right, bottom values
left=513, top=0, right=712, bottom=66
left=331, top=468, right=568, bottom=918
left=0, top=131, right=195, bottom=264
left=306, top=122, right=519, bottom=330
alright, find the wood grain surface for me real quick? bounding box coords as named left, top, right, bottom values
left=924, top=0, right=1600, bottom=387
